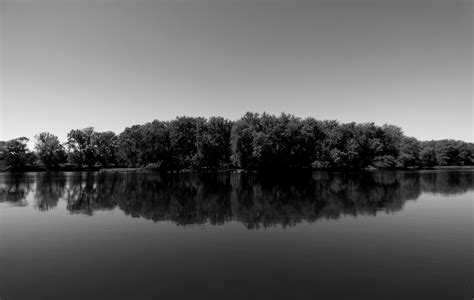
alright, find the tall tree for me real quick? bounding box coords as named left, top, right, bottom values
left=419, top=142, right=437, bottom=167
left=5, top=137, right=36, bottom=169
left=34, top=132, right=67, bottom=169
left=230, top=112, right=261, bottom=169
left=67, top=127, right=96, bottom=167
left=92, top=131, right=118, bottom=167
left=194, top=117, right=233, bottom=168
left=117, top=125, right=146, bottom=167
left=397, top=137, right=420, bottom=168
left=168, top=116, right=205, bottom=169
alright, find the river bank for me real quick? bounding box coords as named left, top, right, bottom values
left=1, top=164, right=473, bottom=173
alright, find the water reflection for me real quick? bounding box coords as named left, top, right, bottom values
left=34, top=172, right=66, bottom=211
left=0, top=170, right=472, bottom=228
left=0, top=173, right=33, bottom=206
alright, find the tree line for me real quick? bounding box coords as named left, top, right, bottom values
left=0, top=112, right=473, bottom=171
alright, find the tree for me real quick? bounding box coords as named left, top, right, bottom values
left=168, top=116, right=205, bottom=169
left=434, top=140, right=460, bottom=166
left=140, top=120, right=171, bottom=167
left=456, top=141, right=474, bottom=165
left=92, top=131, right=118, bottom=166
left=380, top=124, right=403, bottom=157
left=194, top=117, right=233, bottom=168
left=34, top=132, right=67, bottom=169
left=0, top=141, right=6, bottom=170
left=0, top=141, right=6, bottom=159
left=419, top=142, right=437, bottom=167
left=117, top=125, right=146, bottom=167
left=5, top=137, right=36, bottom=169
left=291, top=118, right=321, bottom=168
left=7, top=112, right=472, bottom=171
left=397, top=137, right=420, bottom=168
left=117, top=121, right=170, bottom=168
left=230, top=113, right=259, bottom=168
left=311, top=120, right=340, bottom=169
left=67, top=127, right=96, bottom=167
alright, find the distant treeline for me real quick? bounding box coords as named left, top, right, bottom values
left=1, top=112, right=473, bottom=171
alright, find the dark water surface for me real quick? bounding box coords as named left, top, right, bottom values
left=0, top=170, right=472, bottom=300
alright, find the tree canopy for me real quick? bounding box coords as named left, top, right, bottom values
left=34, top=132, right=67, bottom=169
left=1, top=112, right=473, bottom=171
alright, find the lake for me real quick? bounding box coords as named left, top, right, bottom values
left=0, top=170, right=472, bottom=299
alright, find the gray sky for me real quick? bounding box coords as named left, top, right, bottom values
left=1, top=0, right=472, bottom=144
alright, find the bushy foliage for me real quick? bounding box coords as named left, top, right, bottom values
left=2, top=112, right=473, bottom=170
left=193, top=117, right=233, bottom=168
left=67, top=127, right=96, bottom=167
left=92, top=131, right=118, bottom=166
left=34, top=132, right=67, bottom=169
left=4, top=137, right=36, bottom=169
left=117, top=120, right=170, bottom=167
left=168, top=117, right=205, bottom=169
left=0, top=141, right=7, bottom=170
left=0, top=141, right=6, bottom=158
left=229, top=114, right=470, bottom=170
left=67, top=128, right=120, bottom=167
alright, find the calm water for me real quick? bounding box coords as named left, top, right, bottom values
left=0, top=170, right=472, bottom=299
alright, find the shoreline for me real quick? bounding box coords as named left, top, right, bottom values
left=1, top=165, right=473, bottom=173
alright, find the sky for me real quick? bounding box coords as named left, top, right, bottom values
left=1, top=0, right=472, bottom=145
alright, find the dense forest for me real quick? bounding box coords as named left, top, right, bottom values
left=1, top=112, right=473, bottom=171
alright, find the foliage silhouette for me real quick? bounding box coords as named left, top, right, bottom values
left=1, top=113, right=473, bottom=170
left=34, top=132, right=67, bottom=169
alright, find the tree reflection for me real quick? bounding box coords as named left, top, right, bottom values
left=34, top=172, right=66, bottom=211
left=1, top=170, right=473, bottom=227
left=0, top=173, right=33, bottom=206
left=65, top=172, right=116, bottom=215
